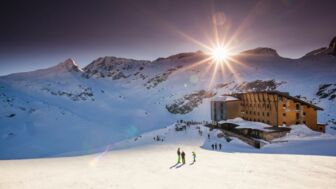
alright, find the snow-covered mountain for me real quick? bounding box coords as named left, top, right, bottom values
left=303, top=36, right=336, bottom=57
left=1, top=37, right=336, bottom=159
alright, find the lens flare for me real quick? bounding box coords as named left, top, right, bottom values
left=211, top=46, right=230, bottom=63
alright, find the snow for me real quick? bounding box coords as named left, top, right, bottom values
left=1, top=123, right=336, bottom=189
left=0, top=48, right=336, bottom=159
left=212, top=95, right=239, bottom=101
left=219, top=118, right=273, bottom=131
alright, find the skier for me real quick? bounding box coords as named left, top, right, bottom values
left=207, top=134, right=210, bottom=140
left=219, top=143, right=222, bottom=150
left=211, top=144, right=214, bottom=150
left=177, top=148, right=181, bottom=163
left=181, top=151, right=186, bottom=164
left=215, top=143, right=217, bottom=150
left=192, top=151, right=196, bottom=163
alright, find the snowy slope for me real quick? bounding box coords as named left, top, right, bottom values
left=1, top=122, right=335, bottom=189
left=1, top=38, right=336, bottom=159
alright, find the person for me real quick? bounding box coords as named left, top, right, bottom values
left=181, top=151, right=186, bottom=164
left=177, top=148, right=181, bottom=163
left=215, top=143, right=217, bottom=150
left=211, top=144, right=214, bottom=150
left=192, top=151, right=196, bottom=163
left=208, top=134, right=210, bottom=140
left=219, top=143, right=222, bottom=150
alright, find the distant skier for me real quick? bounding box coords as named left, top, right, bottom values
left=215, top=143, right=217, bottom=150
left=181, top=151, right=186, bottom=164
left=219, top=143, right=222, bottom=150
left=211, top=144, right=214, bottom=150
left=192, top=151, right=196, bottom=163
left=207, top=134, right=210, bottom=140
left=177, top=148, right=181, bottom=163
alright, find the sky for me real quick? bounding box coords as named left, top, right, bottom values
left=0, top=0, right=335, bottom=75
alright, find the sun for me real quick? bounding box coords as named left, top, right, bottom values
left=211, top=46, right=230, bottom=63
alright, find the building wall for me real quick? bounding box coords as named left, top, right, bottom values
left=226, top=101, right=241, bottom=119
left=239, top=93, right=279, bottom=127
left=211, top=100, right=240, bottom=122
left=212, top=92, right=321, bottom=132
left=277, top=96, right=318, bottom=130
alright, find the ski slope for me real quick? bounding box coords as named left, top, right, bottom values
left=1, top=123, right=335, bottom=189
left=1, top=41, right=336, bottom=159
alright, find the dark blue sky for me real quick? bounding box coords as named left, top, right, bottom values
left=0, top=0, right=335, bottom=75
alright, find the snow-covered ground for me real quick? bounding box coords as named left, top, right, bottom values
left=1, top=123, right=336, bottom=189
left=1, top=41, right=336, bottom=159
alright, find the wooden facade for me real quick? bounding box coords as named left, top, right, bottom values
left=211, top=91, right=325, bottom=132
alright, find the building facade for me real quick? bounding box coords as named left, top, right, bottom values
left=211, top=91, right=325, bottom=132
left=211, top=96, right=240, bottom=122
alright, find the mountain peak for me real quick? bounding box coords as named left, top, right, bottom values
left=240, top=47, right=279, bottom=57
left=303, top=36, right=336, bottom=58
left=54, top=58, right=82, bottom=72
left=328, top=36, right=336, bottom=54
left=155, top=51, right=206, bottom=62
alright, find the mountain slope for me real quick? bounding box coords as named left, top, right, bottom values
left=1, top=38, right=336, bottom=159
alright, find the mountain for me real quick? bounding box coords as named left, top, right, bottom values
left=303, top=36, right=336, bottom=57
left=240, top=47, right=280, bottom=57
left=1, top=37, right=336, bottom=159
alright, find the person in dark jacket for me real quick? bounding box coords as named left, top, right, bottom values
left=177, top=148, right=181, bottom=163
left=211, top=144, right=214, bottom=150
left=192, top=151, right=196, bottom=163
left=219, top=143, right=222, bottom=150
left=215, top=143, right=217, bottom=150
left=181, top=151, right=186, bottom=164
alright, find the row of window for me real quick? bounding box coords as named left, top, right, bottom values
left=241, top=102, right=271, bottom=109
left=282, top=121, right=306, bottom=125
left=282, top=112, right=306, bottom=118
left=243, top=117, right=271, bottom=124
left=241, top=95, right=275, bottom=103
left=243, top=111, right=270, bottom=117
left=282, top=103, right=302, bottom=109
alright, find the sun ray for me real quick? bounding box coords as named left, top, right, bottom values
left=169, top=56, right=212, bottom=77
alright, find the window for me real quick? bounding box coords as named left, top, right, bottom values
left=267, top=112, right=270, bottom=117
left=303, top=112, right=306, bottom=116
left=283, top=121, right=286, bottom=125
left=283, top=103, right=286, bottom=107
left=303, top=121, right=306, bottom=124
left=283, top=113, right=286, bottom=117
left=296, top=113, right=300, bottom=119
left=262, top=112, right=264, bottom=116
left=296, top=121, right=300, bottom=125
left=267, top=120, right=270, bottom=124
left=296, top=104, right=300, bottom=110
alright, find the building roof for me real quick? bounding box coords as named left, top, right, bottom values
left=228, top=91, right=323, bottom=111
left=212, top=95, right=240, bottom=102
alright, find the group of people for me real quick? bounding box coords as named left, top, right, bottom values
left=177, top=148, right=196, bottom=164
left=211, top=143, right=222, bottom=150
